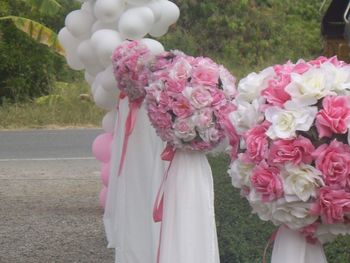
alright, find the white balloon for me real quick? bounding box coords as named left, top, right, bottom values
left=84, top=71, right=95, bottom=85
left=118, top=7, right=155, bottom=40
left=94, top=0, right=125, bottom=23
left=91, top=29, right=124, bottom=67
left=159, top=0, right=180, bottom=25
left=140, top=38, right=164, bottom=55
left=66, top=51, right=84, bottom=70
left=93, top=84, right=118, bottom=110
left=58, top=27, right=81, bottom=53
left=65, top=10, right=96, bottom=39
left=102, top=110, right=117, bottom=133
left=100, top=65, right=118, bottom=92
left=91, top=20, right=119, bottom=33
left=147, top=0, right=162, bottom=22
left=149, top=23, right=169, bottom=37
left=77, top=40, right=105, bottom=75
left=126, top=0, right=151, bottom=5
left=81, top=1, right=94, bottom=13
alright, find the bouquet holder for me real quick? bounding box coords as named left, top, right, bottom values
left=271, top=226, right=327, bottom=263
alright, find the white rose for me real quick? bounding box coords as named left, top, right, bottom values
left=229, top=98, right=264, bottom=134
left=198, top=127, right=220, bottom=143
left=236, top=67, right=275, bottom=103
left=285, top=67, right=335, bottom=106
left=321, top=62, right=350, bottom=93
left=219, top=65, right=236, bottom=98
left=229, top=154, right=253, bottom=188
left=248, top=190, right=274, bottom=221
left=265, top=101, right=317, bottom=139
left=282, top=164, right=324, bottom=202
left=271, top=198, right=318, bottom=230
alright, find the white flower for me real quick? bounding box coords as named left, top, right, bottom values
left=229, top=154, right=253, bottom=188
left=229, top=98, right=264, bottom=134
left=248, top=190, right=274, bottom=221
left=285, top=67, right=335, bottom=106
left=236, top=67, right=275, bottom=103
left=321, top=62, right=350, bottom=93
left=219, top=65, right=236, bottom=99
left=282, top=164, right=324, bottom=202
left=271, top=198, right=318, bottom=230
left=265, top=101, right=317, bottom=139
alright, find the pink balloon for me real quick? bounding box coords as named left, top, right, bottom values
left=101, top=162, right=111, bottom=187
left=99, top=187, right=108, bottom=209
left=92, top=132, right=113, bottom=162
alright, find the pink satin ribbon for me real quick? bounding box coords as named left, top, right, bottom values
left=153, top=143, right=176, bottom=263
left=117, top=98, right=143, bottom=177
left=262, top=227, right=279, bottom=263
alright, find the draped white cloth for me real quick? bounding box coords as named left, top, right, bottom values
left=158, top=150, right=220, bottom=263
left=103, top=98, right=165, bottom=263
left=271, top=226, right=327, bottom=263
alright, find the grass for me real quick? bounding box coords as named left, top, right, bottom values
left=0, top=82, right=105, bottom=129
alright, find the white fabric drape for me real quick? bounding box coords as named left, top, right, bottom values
left=104, top=98, right=165, bottom=263
left=158, top=150, right=220, bottom=263
left=271, top=226, right=327, bottom=263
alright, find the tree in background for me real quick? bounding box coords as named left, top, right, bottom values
left=0, top=0, right=79, bottom=102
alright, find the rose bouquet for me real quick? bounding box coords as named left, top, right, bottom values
left=228, top=56, right=350, bottom=248
left=145, top=50, right=238, bottom=263
left=145, top=50, right=238, bottom=153
left=112, top=40, right=153, bottom=102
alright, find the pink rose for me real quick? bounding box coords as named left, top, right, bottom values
left=242, top=122, right=269, bottom=164
left=313, top=140, right=350, bottom=189
left=173, top=118, right=197, bottom=142
left=165, top=78, right=186, bottom=93
left=292, top=62, right=310, bottom=74
left=148, top=103, right=172, bottom=129
left=251, top=161, right=283, bottom=202
left=209, top=88, right=226, bottom=108
left=172, top=95, right=194, bottom=118
left=316, top=96, right=350, bottom=138
left=190, top=140, right=213, bottom=151
left=311, top=187, right=350, bottom=224
left=262, top=74, right=291, bottom=106
left=268, top=136, right=315, bottom=166
left=308, top=56, right=328, bottom=67
left=328, top=56, right=346, bottom=67
left=191, top=58, right=219, bottom=87
left=190, top=87, right=213, bottom=109
left=169, top=57, right=192, bottom=81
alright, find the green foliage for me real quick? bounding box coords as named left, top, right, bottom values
left=162, top=0, right=324, bottom=76
left=0, top=0, right=80, bottom=103
left=0, top=82, right=104, bottom=128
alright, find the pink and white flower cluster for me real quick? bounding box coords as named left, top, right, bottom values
left=145, top=50, right=238, bottom=152
left=112, top=41, right=153, bottom=101
left=228, top=56, right=350, bottom=243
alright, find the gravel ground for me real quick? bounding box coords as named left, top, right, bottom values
left=0, top=159, right=114, bottom=263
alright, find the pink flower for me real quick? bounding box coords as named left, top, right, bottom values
left=308, top=56, right=328, bottom=67
left=300, top=223, right=319, bottom=244
left=193, top=108, right=214, bottom=130
left=311, top=187, right=350, bottom=224
left=251, top=161, right=283, bottom=202
left=313, top=140, right=350, bottom=189
left=262, top=74, right=291, bottom=106
left=165, top=78, right=186, bottom=93
left=190, top=87, right=213, bottom=109
left=173, top=118, right=197, bottom=142
left=148, top=103, right=172, bottom=130
left=242, top=122, right=269, bottom=164
left=169, top=57, right=192, bottom=81
left=191, top=58, right=219, bottom=87
left=316, top=96, right=350, bottom=138
left=172, top=95, right=194, bottom=118
left=190, top=140, right=213, bottom=151
left=268, top=136, right=315, bottom=166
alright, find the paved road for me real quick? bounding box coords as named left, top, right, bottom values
left=0, top=129, right=115, bottom=263
left=0, top=128, right=102, bottom=160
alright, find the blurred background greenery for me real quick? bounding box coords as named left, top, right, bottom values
left=0, top=0, right=349, bottom=262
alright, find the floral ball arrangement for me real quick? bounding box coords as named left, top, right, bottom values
left=112, top=40, right=153, bottom=102
left=228, top=56, right=350, bottom=244
left=145, top=50, right=238, bottom=152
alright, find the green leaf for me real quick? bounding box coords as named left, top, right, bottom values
left=21, top=0, right=62, bottom=16
left=0, top=16, right=65, bottom=56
